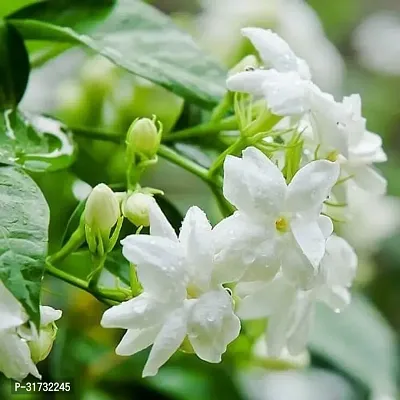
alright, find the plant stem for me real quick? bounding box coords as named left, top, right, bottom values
left=162, top=117, right=238, bottom=142
left=45, top=260, right=130, bottom=305
left=208, top=137, right=247, bottom=177
left=48, top=225, right=86, bottom=265
left=158, top=144, right=212, bottom=184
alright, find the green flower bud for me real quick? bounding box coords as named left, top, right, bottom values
left=126, top=117, right=161, bottom=159
left=228, top=55, right=259, bottom=76
left=85, top=184, right=120, bottom=233
left=122, top=192, right=154, bottom=227
left=28, top=323, right=58, bottom=364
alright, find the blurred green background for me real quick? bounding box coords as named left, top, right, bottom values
left=2, top=0, right=400, bottom=399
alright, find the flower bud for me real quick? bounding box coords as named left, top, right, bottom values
left=126, top=117, right=161, bottom=159
left=85, top=184, right=120, bottom=232
left=228, top=55, right=259, bottom=76
left=122, top=192, right=154, bottom=227
left=28, top=322, right=58, bottom=364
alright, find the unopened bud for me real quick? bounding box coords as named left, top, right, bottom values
left=122, top=192, right=154, bottom=227
left=85, top=184, right=120, bottom=232
left=228, top=55, right=259, bottom=76
left=126, top=117, right=161, bottom=159
left=29, top=323, right=58, bottom=364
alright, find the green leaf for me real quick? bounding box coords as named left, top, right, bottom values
left=9, top=0, right=227, bottom=108
left=0, top=0, right=37, bottom=19
left=0, top=166, right=49, bottom=326
left=0, top=109, right=76, bottom=172
left=310, top=294, right=398, bottom=396
left=0, top=21, right=30, bottom=108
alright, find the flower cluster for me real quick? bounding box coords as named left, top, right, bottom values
left=0, top=281, right=61, bottom=381
left=101, top=27, right=386, bottom=377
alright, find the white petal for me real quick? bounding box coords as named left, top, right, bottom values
left=0, top=330, right=40, bottom=381
left=187, top=290, right=240, bottom=363
left=142, top=307, right=187, bottom=377
left=350, top=166, right=387, bottom=195
left=318, top=215, right=333, bottom=238
left=226, top=70, right=272, bottom=95
left=286, top=160, right=340, bottom=212
left=223, top=146, right=286, bottom=218
left=0, top=281, right=27, bottom=330
left=318, top=285, right=351, bottom=312
left=149, top=200, right=178, bottom=241
left=212, top=212, right=276, bottom=284
left=350, top=131, right=383, bottom=160
left=320, top=235, right=357, bottom=287
left=40, top=306, right=62, bottom=326
left=238, top=276, right=296, bottom=320
left=280, top=236, right=318, bottom=289
left=178, top=206, right=213, bottom=288
left=121, top=235, right=186, bottom=297
left=287, top=293, right=315, bottom=355
left=262, top=70, right=311, bottom=116
left=101, top=294, right=170, bottom=330
left=116, top=326, right=161, bottom=356
left=241, top=28, right=299, bottom=73
left=290, top=217, right=326, bottom=269
left=266, top=285, right=298, bottom=358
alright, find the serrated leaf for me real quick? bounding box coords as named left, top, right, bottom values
left=310, top=294, right=398, bottom=396
left=0, top=109, right=75, bottom=172
left=9, top=0, right=227, bottom=108
left=0, top=21, right=30, bottom=108
left=0, top=166, right=49, bottom=326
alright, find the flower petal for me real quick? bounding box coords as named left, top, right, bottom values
left=149, top=200, right=178, bottom=241
left=320, top=235, right=357, bottom=287
left=241, top=27, right=299, bottom=73
left=286, top=293, right=315, bottom=355
left=226, top=70, right=273, bottom=96
left=286, top=160, right=340, bottom=212
left=318, top=215, right=333, bottom=238
left=116, top=326, right=161, bottom=356
left=317, top=286, right=351, bottom=312
left=40, top=306, right=62, bottom=327
left=121, top=235, right=186, bottom=297
left=178, top=206, right=213, bottom=289
left=0, top=330, right=40, bottom=381
left=262, top=70, right=312, bottom=115
left=0, top=281, right=27, bottom=330
left=223, top=146, right=286, bottom=217
left=187, top=290, right=240, bottom=363
left=101, top=294, right=170, bottom=330
left=350, top=165, right=387, bottom=195
left=142, top=306, right=187, bottom=377
left=238, top=275, right=295, bottom=320
left=212, top=212, right=276, bottom=284
left=280, top=236, right=318, bottom=289
left=290, top=216, right=326, bottom=269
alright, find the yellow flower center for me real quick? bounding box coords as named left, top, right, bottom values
left=275, top=216, right=289, bottom=233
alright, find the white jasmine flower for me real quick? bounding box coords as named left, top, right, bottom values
left=237, top=235, right=357, bottom=356
left=0, top=291, right=62, bottom=381
left=226, top=28, right=314, bottom=116
left=213, top=146, right=339, bottom=286
left=197, top=0, right=344, bottom=93
left=309, top=92, right=387, bottom=196
left=101, top=203, right=240, bottom=377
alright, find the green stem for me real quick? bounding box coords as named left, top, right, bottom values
left=45, top=260, right=129, bottom=305
left=71, top=126, right=122, bottom=143
left=88, top=255, right=107, bottom=290
left=158, top=144, right=212, bottom=183
left=130, top=263, right=142, bottom=296
left=48, top=225, right=85, bottom=265
left=162, top=117, right=238, bottom=142
left=208, top=137, right=247, bottom=177
left=210, top=92, right=233, bottom=122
